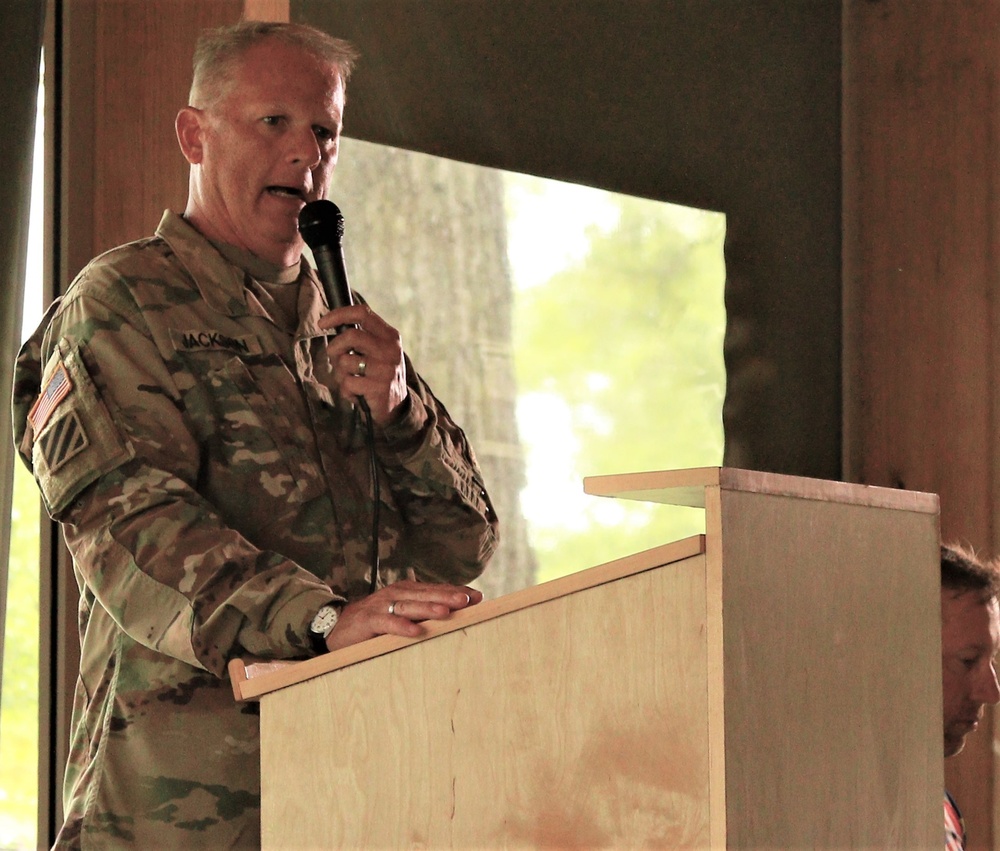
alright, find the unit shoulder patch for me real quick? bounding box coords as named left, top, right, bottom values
left=38, top=409, right=89, bottom=474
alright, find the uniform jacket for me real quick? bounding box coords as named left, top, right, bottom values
left=11, top=211, right=498, bottom=848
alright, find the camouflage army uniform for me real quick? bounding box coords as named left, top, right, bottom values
left=11, top=210, right=498, bottom=849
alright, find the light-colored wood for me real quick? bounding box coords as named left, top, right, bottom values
left=261, top=546, right=714, bottom=850
left=584, top=466, right=721, bottom=507
left=227, top=656, right=297, bottom=702
left=227, top=657, right=248, bottom=701
left=703, top=483, right=727, bottom=851
left=718, top=487, right=940, bottom=849
left=253, top=468, right=941, bottom=849
left=583, top=465, right=939, bottom=513
left=237, top=535, right=706, bottom=701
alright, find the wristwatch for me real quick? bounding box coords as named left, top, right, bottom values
left=307, top=604, right=341, bottom=654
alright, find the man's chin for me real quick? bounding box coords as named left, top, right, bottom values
left=250, top=228, right=305, bottom=267
left=944, top=735, right=967, bottom=758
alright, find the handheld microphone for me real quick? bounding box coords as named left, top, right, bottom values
left=298, top=199, right=381, bottom=594
left=298, top=199, right=355, bottom=333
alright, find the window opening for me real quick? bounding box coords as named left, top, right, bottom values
left=330, top=139, right=726, bottom=590
left=0, top=60, right=44, bottom=851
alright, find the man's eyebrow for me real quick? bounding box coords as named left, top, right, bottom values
left=959, top=644, right=1000, bottom=656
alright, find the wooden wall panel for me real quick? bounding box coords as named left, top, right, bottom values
left=843, top=2, right=1000, bottom=847
left=62, top=0, right=239, bottom=277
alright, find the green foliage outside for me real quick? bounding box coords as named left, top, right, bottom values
left=511, top=177, right=726, bottom=583
left=0, top=462, right=39, bottom=850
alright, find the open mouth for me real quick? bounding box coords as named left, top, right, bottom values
left=267, top=186, right=306, bottom=201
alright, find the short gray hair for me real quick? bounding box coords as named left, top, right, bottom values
left=189, top=21, right=360, bottom=108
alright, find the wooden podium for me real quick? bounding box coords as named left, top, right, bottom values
left=232, top=467, right=942, bottom=849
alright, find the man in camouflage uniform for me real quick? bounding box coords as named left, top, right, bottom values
left=11, top=21, right=498, bottom=849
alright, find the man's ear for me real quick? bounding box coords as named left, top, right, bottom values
left=176, top=107, right=205, bottom=165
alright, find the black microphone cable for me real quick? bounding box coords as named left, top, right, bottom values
left=359, top=396, right=380, bottom=596
left=299, top=200, right=381, bottom=596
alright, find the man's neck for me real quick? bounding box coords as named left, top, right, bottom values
left=208, top=237, right=301, bottom=285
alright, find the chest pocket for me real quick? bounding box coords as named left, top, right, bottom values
left=195, top=354, right=327, bottom=513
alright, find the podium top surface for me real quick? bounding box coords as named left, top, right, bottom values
left=232, top=535, right=706, bottom=701
left=583, top=466, right=940, bottom=512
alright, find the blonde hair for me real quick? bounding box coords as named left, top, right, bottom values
left=189, top=21, right=359, bottom=108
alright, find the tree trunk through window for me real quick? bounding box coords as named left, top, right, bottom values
left=331, top=140, right=537, bottom=598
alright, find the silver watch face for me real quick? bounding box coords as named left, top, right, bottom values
left=310, top=605, right=339, bottom=636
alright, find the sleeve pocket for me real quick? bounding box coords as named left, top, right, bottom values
left=32, top=342, right=134, bottom=518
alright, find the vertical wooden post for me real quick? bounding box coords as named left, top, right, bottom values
left=843, top=2, right=1000, bottom=846
left=244, top=0, right=289, bottom=21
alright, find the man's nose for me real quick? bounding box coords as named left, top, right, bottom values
left=289, top=128, right=322, bottom=169
left=974, top=662, right=1000, bottom=706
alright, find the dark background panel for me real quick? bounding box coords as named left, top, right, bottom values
left=294, top=0, right=843, bottom=479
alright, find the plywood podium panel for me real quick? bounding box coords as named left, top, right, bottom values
left=237, top=467, right=942, bottom=849
left=251, top=537, right=714, bottom=849
left=585, top=467, right=942, bottom=850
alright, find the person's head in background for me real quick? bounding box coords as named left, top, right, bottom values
left=941, top=543, right=1000, bottom=757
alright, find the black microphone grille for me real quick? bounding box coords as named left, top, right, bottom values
left=298, top=199, right=345, bottom=248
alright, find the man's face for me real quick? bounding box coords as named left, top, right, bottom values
left=941, top=589, right=1000, bottom=757
left=178, top=38, right=345, bottom=266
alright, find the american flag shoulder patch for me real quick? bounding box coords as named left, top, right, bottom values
left=29, top=362, right=73, bottom=432
left=38, top=409, right=89, bottom=474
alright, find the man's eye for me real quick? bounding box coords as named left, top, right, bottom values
left=262, top=116, right=282, bottom=126
left=313, top=125, right=334, bottom=142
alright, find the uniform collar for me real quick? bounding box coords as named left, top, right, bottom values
left=155, top=210, right=304, bottom=315
left=155, top=210, right=333, bottom=339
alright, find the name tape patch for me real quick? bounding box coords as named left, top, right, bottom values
left=170, top=329, right=262, bottom=356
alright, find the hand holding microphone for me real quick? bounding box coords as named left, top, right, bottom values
left=298, top=200, right=408, bottom=425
